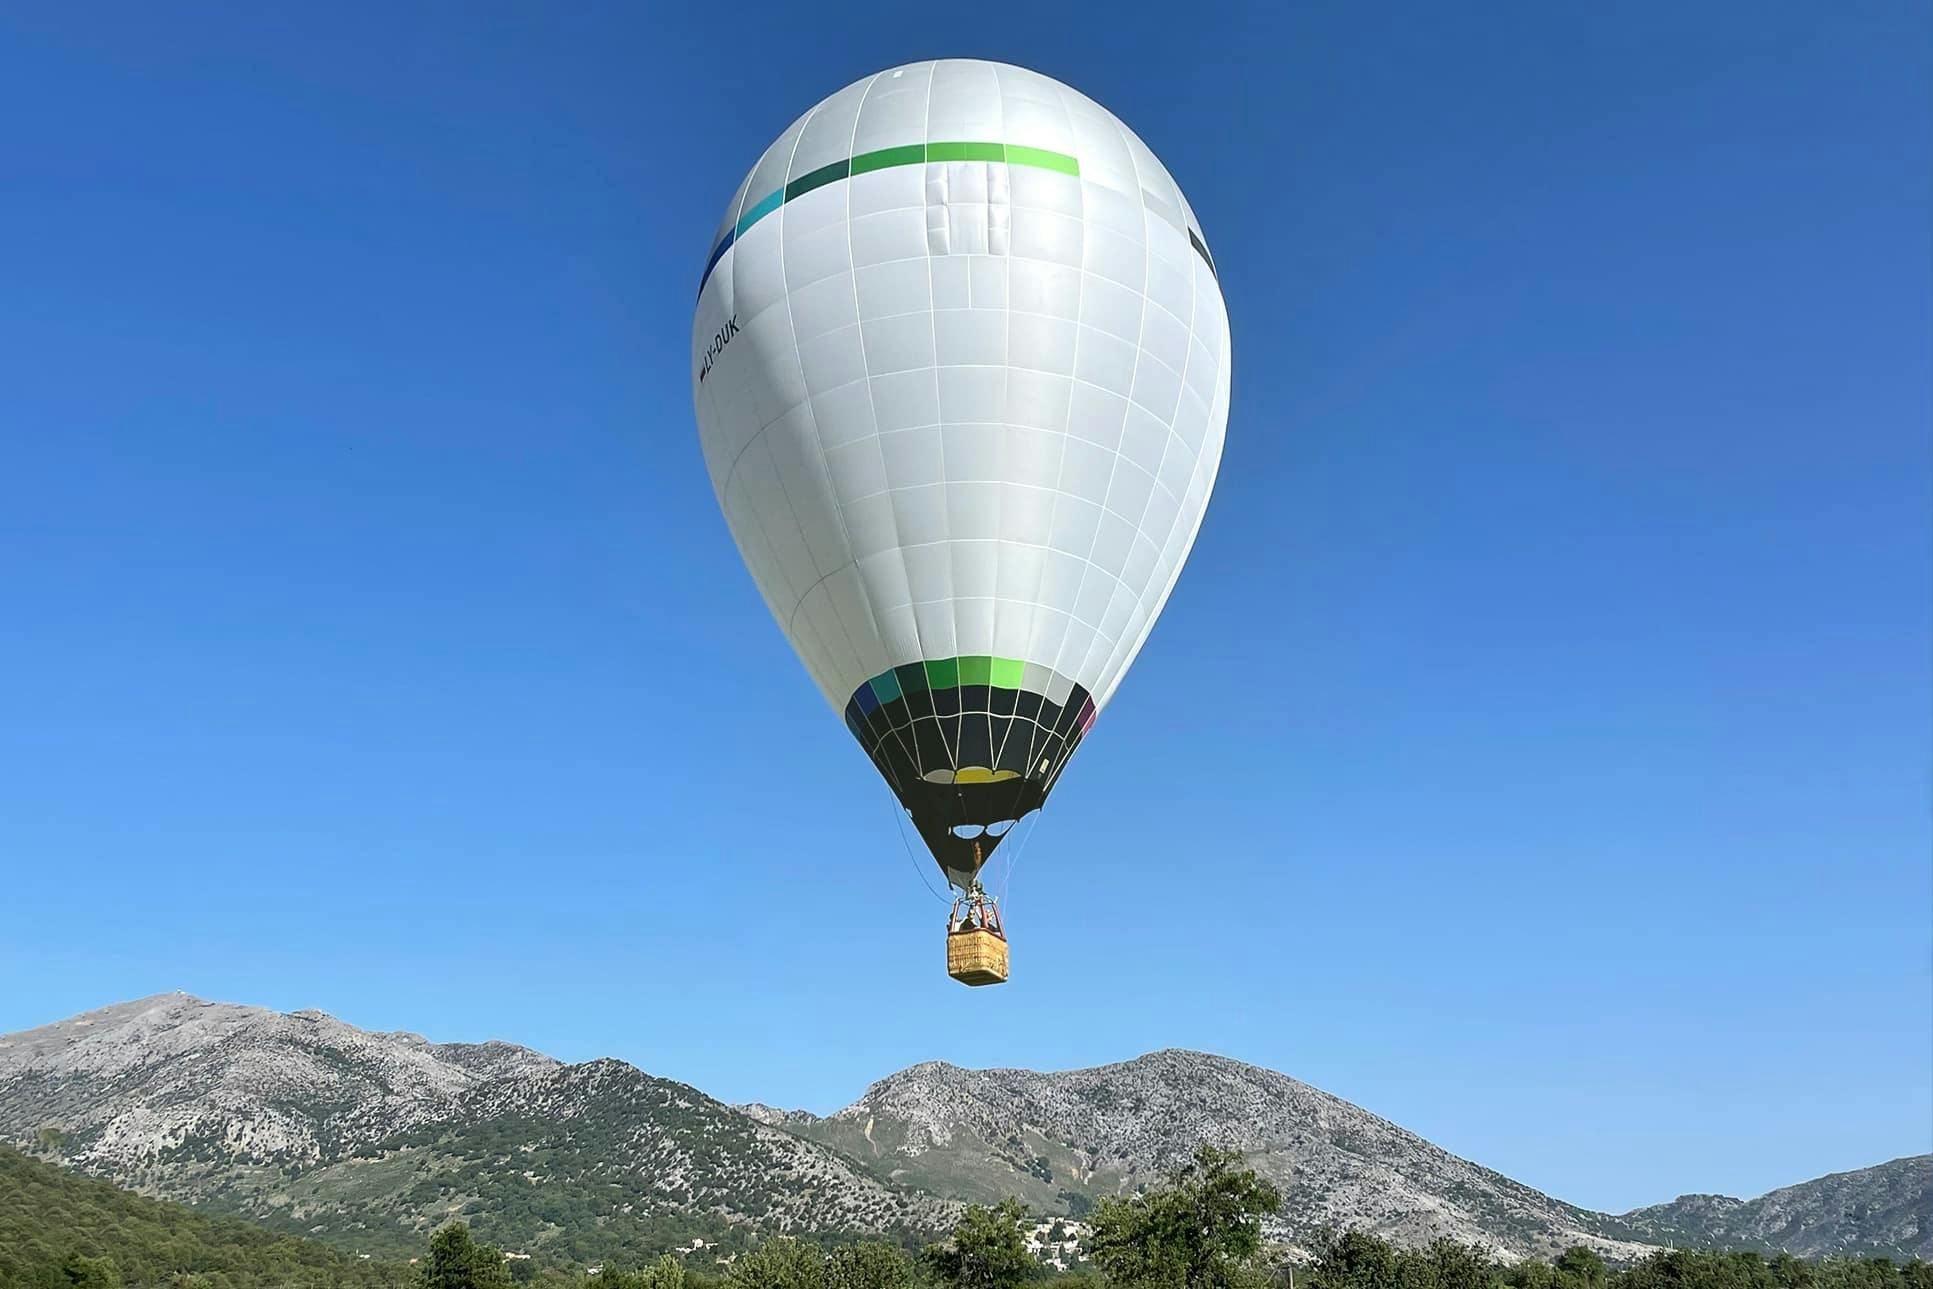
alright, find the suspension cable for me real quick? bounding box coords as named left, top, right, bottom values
left=995, top=807, right=1043, bottom=908
left=888, top=793, right=952, bottom=905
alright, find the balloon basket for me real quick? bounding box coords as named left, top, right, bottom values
left=946, top=890, right=1008, bottom=986
left=947, top=927, right=1009, bottom=986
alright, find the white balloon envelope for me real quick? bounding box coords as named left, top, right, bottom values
left=692, top=59, right=1229, bottom=899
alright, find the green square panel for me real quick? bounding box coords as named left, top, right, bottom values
left=926, top=141, right=1006, bottom=164
left=990, top=657, right=1024, bottom=689
left=785, top=159, right=850, bottom=201
left=1005, top=145, right=1080, bottom=176
left=924, top=657, right=960, bottom=689
left=851, top=144, right=926, bottom=175
left=895, top=662, right=930, bottom=692
left=957, top=655, right=994, bottom=686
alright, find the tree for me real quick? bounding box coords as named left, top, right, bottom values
left=598, top=1257, right=689, bottom=1289
left=1087, top=1146, right=1282, bottom=1289
left=926, top=1200, right=1037, bottom=1289
left=1307, top=1231, right=1402, bottom=1289
left=642, top=1254, right=690, bottom=1289
left=422, top=1222, right=514, bottom=1289
left=59, top=1252, right=123, bottom=1288
left=1049, top=1271, right=1106, bottom=1288
left=726, top=1238, right=827, bottom=1289
left=1554, top=1249, right=1606, bottom=1289
left=1503, top=1259, right=1558, bottom=1289
left=826, top=1241, right=916, bottom=1289
left=1418, top=1237, right=1499, bottom=1289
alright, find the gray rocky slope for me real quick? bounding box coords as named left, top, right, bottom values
left=0, top=995, right=1921, bottom=1261
left=783, top=1055, right=1928, bottom=1260
left=1618, top=1156, right=1929, bottom=1261
left=782, top=1051, right=1649, bottom=1259
left=0, top=994, right=947, bottom=1255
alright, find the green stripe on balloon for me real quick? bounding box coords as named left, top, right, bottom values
left=784, top=158, right=850, bottom=201
left=700, top=141, right=1083, bottom=297
left=860, top=655, right=1046, bottom=702
left=1004, top=144, right=1080, bottom=175
left=925, top=140, right=1006, bottom=163
left=849, top=143, right=927, bottom=175
left=700, top=136, right=1216, bottom=300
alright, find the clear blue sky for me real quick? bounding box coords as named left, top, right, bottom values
left=1, top=1, right=1926, bottom=1216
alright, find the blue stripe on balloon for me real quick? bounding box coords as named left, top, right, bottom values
left=697, top=228, right=735, bottom=299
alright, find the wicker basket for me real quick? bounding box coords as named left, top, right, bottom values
left=947, top=928, right=1010, bottom=986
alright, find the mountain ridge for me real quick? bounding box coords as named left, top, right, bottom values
left=0, top=994, right=950, bottom=1259
left=1617, top=1156, right=1930, bottom=1261
left=0, top=995, right=1923, bottom=1264
left=787, top=1046, right=1646, bottom=1258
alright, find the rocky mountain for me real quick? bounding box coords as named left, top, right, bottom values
left=785, top=1057, right=1931, bottom=1261
left=1618, top=1157, right=1930, bottom=1261
left=0, top=994, right=948, bottom=1260
left=0, top=994, right=557, bottom=1179
left=0, top=995, right=1921, bottom=1266
left=781, top=1050, right=1651, bottom=1260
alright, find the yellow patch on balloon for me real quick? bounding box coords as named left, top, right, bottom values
left=952, top=767, right=1018, bottom=785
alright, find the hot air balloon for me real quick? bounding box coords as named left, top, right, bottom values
left=691, top=60, right=1229, bottom=985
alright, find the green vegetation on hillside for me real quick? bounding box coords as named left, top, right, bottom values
left=0, top=1144, right=410, bottom=1288
left=393, top=1149, right=1933, bottom=1289
left=235, top=1064, right=937, bottom=1264
left=7, top=1141, right=1928, bottom=1289
left=1302, top=1232, right=1933, bottom=1289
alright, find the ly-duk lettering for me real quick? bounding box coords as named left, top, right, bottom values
left=697, top=315, right=739, bottom=384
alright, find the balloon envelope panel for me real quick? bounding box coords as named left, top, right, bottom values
left=692, top=60, right=1229, bottom=881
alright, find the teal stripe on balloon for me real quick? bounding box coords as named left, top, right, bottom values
left=735, top=189, right=783, bottom=237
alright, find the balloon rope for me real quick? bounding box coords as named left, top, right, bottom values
left=995, top=809, right=1043, bottom=908
left=889, top=794, right=952, bottom=905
